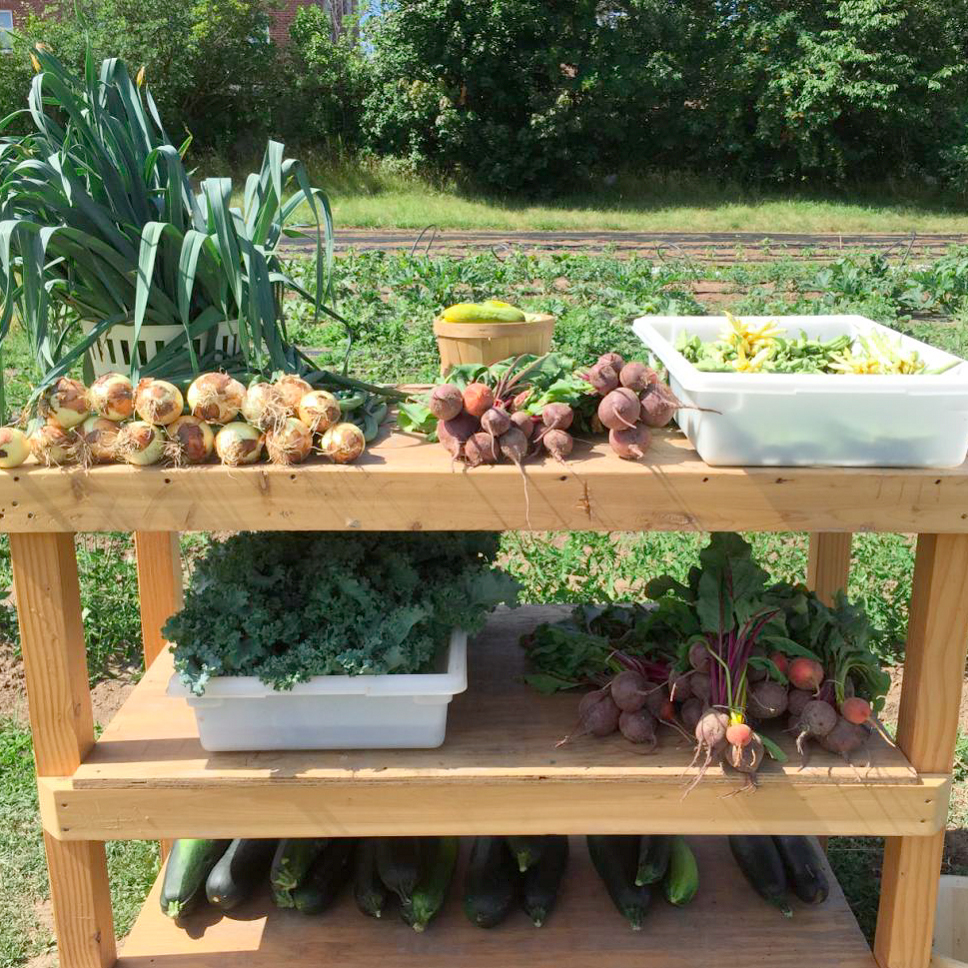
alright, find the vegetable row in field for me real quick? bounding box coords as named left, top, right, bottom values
left=158, top=834, right=827, bottom=931
left=523, top=533, right=890, bottom=793
left=0, top=371, right=393, bottom=469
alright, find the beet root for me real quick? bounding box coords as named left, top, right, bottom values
left=556, top=688, right=621, bottom=747
left=610, top=670, right=648, bottom=712
left=840, top=696, right=873, bottom=726
left=597, top=388, right=641, bottom=430
left=608, top=425, right=652, bottom=460
left=585, top=362, right=619, bottom=396
left=619, top=708, right=658, bottom=749
left=688, top=641, right=710, bottom=673
left=480, top=407, right=511, bottom=437
left=725, top=731, right=765, bottom=778
left=819, top=717, right=871, bottom=758
left=795, top=699, right=839, bottom=765
left=668, top=672, right=692, bottom=702
left=639, top=389, right=677, bottom=428
left=644, top=686, right=671, bottom=719
left=542, top=429, right=573, bottom=461
left=683, top=708, right=729, bottom=797
left=541, top=403, right=574, bottom=431
left=680, top=697, right=704, bottom=732
left=748, top=681, right=789, bottom=720
left=509, top=410, right=535, bottom=440
left=429, top=384, right=464, bottom=421
left=464, top=431, right=500, bottom=466
left=597, top=352, right=626, bottom=372
left=725, top=722, right=753, bottom=747
left=441, top=411, right=479, bottom=444
left=787, top=688, right=814, bottom=719
left=789, top=657, right=825, bottom=693
left=619, top=361, right=657, bottom=393
left=463, top=383, right=494, bottom=418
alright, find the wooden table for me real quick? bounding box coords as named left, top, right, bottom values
left=7, top=428, right=968, bottom=968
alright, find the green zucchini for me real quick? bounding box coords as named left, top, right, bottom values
left=463, top=836, right=518, bottom=928
left=270, top=838, right=329, bottom=908
left=635, top=835, right=672, bottom=886
left=401, top=837, right=459, bottom=932
left=377, top=837, right=426, bottom=904
left=292, top=839, right=356, bottom=915
left=505, top=836, right=545, bottom=873
left=587, top=835, right=651, bottom=930
left=354, top=839, right=389, bottom=919
left=662, top=836, right=698, bottom=906
left=521, top=836, right=569, bottom=927
left=772, top=836, right=829, bottom=905
left=728, top=835, right=793, bottom=917
left=160, top=839, right=230, bottom=920
left=206, top=839, right=277, bottom=912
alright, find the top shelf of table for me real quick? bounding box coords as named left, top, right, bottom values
left=2, top=428, right=967, bottom=534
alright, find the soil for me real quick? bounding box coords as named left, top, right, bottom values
left=282, top=228, right=968, bottom=264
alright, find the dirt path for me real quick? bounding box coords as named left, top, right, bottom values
left=282, top=229, right=968, bottom=263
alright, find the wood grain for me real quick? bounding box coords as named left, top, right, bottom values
left=116, top=837, right=876, bottom=968
left=874, top=534, right=968, bottom=968
left=9, top=534, right=116, bottom=968
left=1, top=431, right=968, bottom=534
left=808, top=532, right=853, bottom=606
left=41, top=607, right=948, bottom=841
left=134, top=532, right=183, bottom=669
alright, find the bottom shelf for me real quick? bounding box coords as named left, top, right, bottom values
left=117, top=838, right=875, bottom=968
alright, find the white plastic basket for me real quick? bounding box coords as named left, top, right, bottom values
left=633, top=314, right=968, bottom=467
left=81, top=320, right=240, bottom=378
left=167, top=629, right=468, bottom=751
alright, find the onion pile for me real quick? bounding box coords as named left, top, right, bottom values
left=1, top=371, right=373, bottom=470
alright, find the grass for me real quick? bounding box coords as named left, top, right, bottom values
left=3, top=245, right=968, bottom=960
left=224, top=155, right=968, bottom=234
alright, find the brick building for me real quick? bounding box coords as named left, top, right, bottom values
left=1, top=0, right=45, bottom=47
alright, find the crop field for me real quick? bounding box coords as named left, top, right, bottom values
left=3, top=246, right=968, bottom=963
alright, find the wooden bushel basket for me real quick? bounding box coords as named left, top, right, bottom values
left=433, top=313, right=556, bottom=374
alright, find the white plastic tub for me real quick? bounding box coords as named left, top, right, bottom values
left=167, top=630, right=467, bottom=751
left=633, top=314, right=968, bottom=467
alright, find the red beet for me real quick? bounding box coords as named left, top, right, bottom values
left=787, top=688, right=814, bottom=719
left=610, top=670, right=648, bottom=712
left=820, top=717, right=871, bottom=756
left=542, top=429, right=573, bottom=461
left=688, top=641, right=710, bottom=672
left=597, top=388, right=641, bottom=430
left=429, top=384, right=464, bottom=421
left=608, top=425, right=652, bottom=460
left=639, top=389, right=677, bottom=428
left=465, top=431, right=500, bottom=465
left=441, top=411, right=479, bottom=444
left=480, top=407, right=511, bottom=437
left=509, top=410, right=535, bottom=440
left=541, top=403, right=574, bottom=431
left=598, top=352, right=626, bottom=372
left=619, top=708, right=657, bottom=748
left=585, top=362, right=620, bottom=396
left=748, top=681, right=788, bottom=720
left=680, top=697, right=704, bottom=732
left=619, top=361, right=657, bottom=393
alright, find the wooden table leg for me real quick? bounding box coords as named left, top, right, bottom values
left=10, top=533, right=116, bottom=968
left=807, top=532, right=852, bottom=606
left=134, top=531, right=182, bottom=863
left=134, top=531, right=183, bottom=669
left=873, top=533, right=968, bottom=968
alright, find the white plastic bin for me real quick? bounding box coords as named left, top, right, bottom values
left=167, top=629, right=467, bottom=751
left=82, top=320, right=240, bottom=378
left=633, top=314, right=968, bottom=467
left=932, top=874, right=968, bottom=968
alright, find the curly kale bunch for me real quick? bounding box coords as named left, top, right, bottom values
left=165, top=532, right=520, bottom=694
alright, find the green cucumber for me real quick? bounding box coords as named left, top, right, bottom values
left=206, top=839, right=277, bottom=912
left=270, top=839, right=329, bottom=908
left=505, top=836, right=546, bottom=873
left=635, top=835, right=672, bottom=886
left=728, top=835, right=793, bottom=917
left=354, top=840, right=389, bottom=919
left=463, top=836, right=518, bottom=928
left=160, top=839, right=230, bottom=920
left=772, top=836, right=829, bottom=905
left=521, top=836, right=569, bottom=927
left=377, top=837, right=427, bottom=904
left=662, top=836, right=698, bottom=906
left=587, top=835, right=652, bottom=930
left=292, top=839, right=356, bottom=915
left=401, top=837, right=459, bottom=932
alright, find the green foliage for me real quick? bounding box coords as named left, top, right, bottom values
left=165, top=532, right=521, bottom=693
left=281, top=7, right=372, bottom=151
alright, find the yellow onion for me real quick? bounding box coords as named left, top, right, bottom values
left=29, top=423, right=76, bottom=465
left=215, top=422, right=264, bottom=466
left=89, top=373, right=134, bottom=422
left=186, top=373, right=246, bottom=425
left=76, top=416, right=121, bottom=464
left=297, top=390, right=341, bottom=434
left=0, top=427, right=30, bottom=468
left=134, top=378, right=184, bottom=426
left=320, top=422, right=365, bottom=464
left=266, top=417, right=313, bottom=465
left=115, top=421, right=166, bottom=466
left=39, top=377, right=89, bottom=429
left=240, top=382, right=286, bottom=432
left=275, top=375, right=313, bottom=414
left=167, top=416, right=215, bottom=464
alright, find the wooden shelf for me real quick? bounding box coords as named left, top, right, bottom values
left=116, top=837, right=876, bottom=968
left=40, top=607, right=947, bottom=842
left=3, top=427, right=968, bottom=534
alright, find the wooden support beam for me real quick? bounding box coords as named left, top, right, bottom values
left=134, top=531, right=183, bottom=669
left=10, top=533, right=116, bottom=968
left=874, top=534, right=968, bottom=968
left=807, top=532, right=853, bottom=606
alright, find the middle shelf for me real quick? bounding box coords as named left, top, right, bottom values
left=40, top=606, right=947, bottom=842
